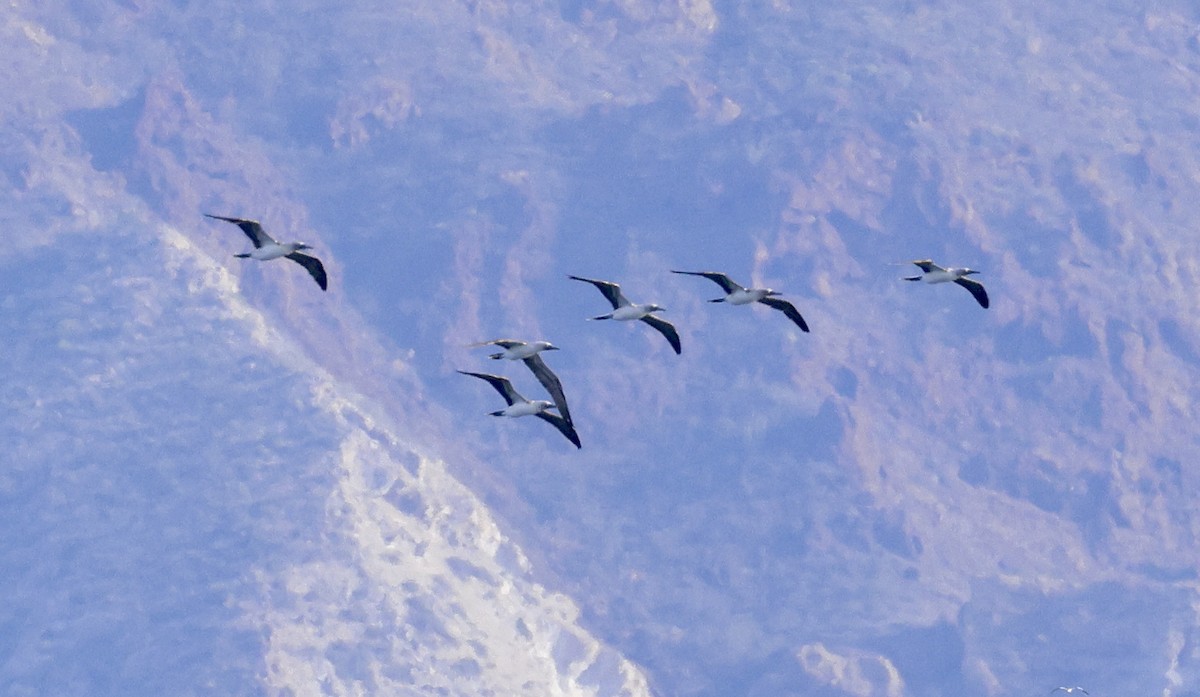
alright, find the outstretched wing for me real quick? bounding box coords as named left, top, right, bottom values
left=954, top=278, right=989, bottom=308
left=639, top=315, right=682, bottom=354
left=535, top=411, right=582, bottom=449
left=205, top=213, right=276, bottom=248
left=457, top=370, right=522, bottom=406
left=671, top=270, right=744, bottom=294
left=909, top=259, right=943, bottom=273
left=469, top=339, right=524, bottom=349
left=285, top=252, right=328, bottom=290
left=568, top=275, right=629, bottom=309
left=522, top=353, right=573, bottom=426
left=757, top=297, right=810, bottom=332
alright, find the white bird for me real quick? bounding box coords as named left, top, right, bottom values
left=205, top=214, right=328, bottom=290
left=469, top=339, right=573, bottom=426
left=902, top=259, right=988, bottom=308
left=457, top=371, right=581, bottom=449
left=671, top=270, right=810, bottom=332
left=568, top=275, right=682, bottom=354
left=1051, top=687, right=1088, bottom=695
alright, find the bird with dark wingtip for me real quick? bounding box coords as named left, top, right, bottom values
left=568, top=275, right=682, bottom=354
left=671, top=270, right=809, bottom=332
left=901, top=259, right=988, bottom=308
left=205, top=214, right=328, bottom=290
left=457, top=370, right=581, bottom=449
left=469, top=339, right=574, bottom=426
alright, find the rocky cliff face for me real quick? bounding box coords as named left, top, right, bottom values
left=2, top=1, right=1199, bottom=695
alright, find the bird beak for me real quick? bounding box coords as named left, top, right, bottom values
left=547, top=346, right=561, bottom=351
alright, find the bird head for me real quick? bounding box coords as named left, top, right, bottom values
left=536, top=341, right=560, bottom=351
left=295, top=242, right=314, bottom=251
left=764, top=289, right=782, bottom=296
left=646, top=303, right=666, bottom=312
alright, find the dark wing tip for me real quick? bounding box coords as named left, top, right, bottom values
left=205, top=213, right=254, bottom=224
left=457, top=370, right=517, bottom=404
left=286, top=253, right=328, bottom=290
left=536, top=412, right=582, bottom=448
left=955, top=278, right=989, bottom=308
left=208, top=213, right=272, bottom=248
left=456, top=369, right=495, bottom=381
left=673, top=270, right=739, bottom=293
left=758, top=297, right=810, bottom=332
left=568, top=275, right=623, bottom=308
left=640, top=315, right=682, bottom=354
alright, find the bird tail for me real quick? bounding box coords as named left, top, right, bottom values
left=487, top=410, right=505, bottom=417
left=234, top=253, right=251, bottom=259
left=902, top=276, right=921, bottom=281
left=589, top=313, right=614, bottom=320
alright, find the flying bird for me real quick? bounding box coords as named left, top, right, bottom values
left=470, top=339, right=574, bottom=426
left=568, top=275, right=681, bottom=354
left=457, top=370, right=581, bottom=449
left=901, top=259, right=988, bottom=308
left=671, top=270, right=809, bottom=332
left=1050, top=688, right=1088, bottom=695
left=205, top=214, right=328, bottom=290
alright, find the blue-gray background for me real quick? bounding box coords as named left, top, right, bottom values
left=3, top=1, right=1199, bottom=695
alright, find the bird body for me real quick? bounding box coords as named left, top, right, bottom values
left=607, top=303, right=662, bottom=321
left=722, top=287, right=775, bottom=305
left=902, top=259, right=989, bottom=308
left=473, top=339, right=559, bottom=361
left=458, top=370, right=581, bottom=448
left=671, top=270, right=810, bottom=332
left=490, top=399, right=556, bottom=418
left=568, top=275, right=682, bottom=354
left=205, top=214, right=328, bottom=290
left=236, top=241, right=308, bottom=261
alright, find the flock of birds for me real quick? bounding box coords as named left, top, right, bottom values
left=205, top=214, right=991, bottom=450
left=205, top=215, right=1106, bottom=695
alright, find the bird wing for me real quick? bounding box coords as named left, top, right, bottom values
left=954, top=278, right=989, bottom=308
left=205, top=213, right=276, bottom=248
left=757, top=297, right=810, bottom=332
left=534, top=410, right=582, bottom=449
left=468, top=339, right=524, bottom=349
left=639, top=315, right=682, bottom=354
left=285, top=252, right=328, bottom=291
left=522, top=353, right=573, bottom=426
left=568, top=275, right=628, bottom=309
left=910, top=259, right=943, bottom=273
left=457, top=370, right=523, bottom=406
left=671, top=270, right=743, bottom=294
